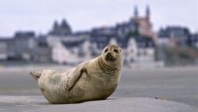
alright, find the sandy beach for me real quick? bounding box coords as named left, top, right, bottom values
left=0, top=66, right=197, bottom=111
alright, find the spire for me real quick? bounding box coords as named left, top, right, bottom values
left=53, top=20, right=59, bottom=29
left=60, top=19, right=72, bottom=35
left=61, top=19, right=69, bottom=28
left=49, top=19, right=72, bottom=36
left=146, top=5, right=150, bottom=20
left=134, top=6, right=138, bottom=18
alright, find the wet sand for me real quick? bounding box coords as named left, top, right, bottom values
left=0, top=96, right=195, bottom=112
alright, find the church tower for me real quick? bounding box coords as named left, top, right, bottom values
left=145, top=5, right=150, bottom=21
left=134, top=6, right=138, bottom=18
left=53, top=20, right=59, bottom=29
left=49, top=19, right=72, bottom=36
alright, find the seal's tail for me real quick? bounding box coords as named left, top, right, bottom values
left=30, top=71, right=42, bottom=81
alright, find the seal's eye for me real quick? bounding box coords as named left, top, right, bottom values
left=104, top=48, right=108, bottom=53
left=114, top=49, right=118, bottom=53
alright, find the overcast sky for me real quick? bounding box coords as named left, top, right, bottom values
left=0, top=0, right=197, bottom=37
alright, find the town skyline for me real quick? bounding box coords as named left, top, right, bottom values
left=0, top=0, right=197, bottom=37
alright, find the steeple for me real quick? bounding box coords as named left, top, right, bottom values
left=134, top=6, right=138, bottom=18
left=146, top=5, right=150, bottom=20
left=53, top=20, right=59, bottom=29
left=61, top=19, right=72, bottom=35
left=49, top=19, right=72, bottom=36
left=61, top=19, right=69, bottom=28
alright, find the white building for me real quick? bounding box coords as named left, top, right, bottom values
left=52, top=41, right=81, bottom=64
left=0, top=41, right=7, bottom=60
left=136, top=47, right=155, bottom=62
left=126, top=38, right=138, bottom=62
left=47, top=35, right=89, bottom=64
left=81, top=39, right=92, bottom=59
left=126, top=38, right=155, bottom=63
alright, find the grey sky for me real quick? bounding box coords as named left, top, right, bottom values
left=0, top=0, right=197, bottom=37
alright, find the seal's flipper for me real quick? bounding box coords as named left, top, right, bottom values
left=67, top=68, right=86, bottom=90
left=30, top=71, right=42, bottom=81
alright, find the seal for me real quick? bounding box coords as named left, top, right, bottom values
left=30, top=44, right=123, bottom=104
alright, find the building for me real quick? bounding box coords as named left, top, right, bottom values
left=48, top=19, right=72, bottom=36
left=0, top=38, right=9, bottom=61
left=0, top=32, right=52, bottom=63
left=90, top=26, right=116, bottom=49
left=124, top=36, right=155, bottom=64
left=1, top=5, right=157, bottom=65
left=32, top=35, right=52, bottom=63
left=187, top=33, right=198, bottom=48
left=7, top=31, right=37, bottom=61
left=47, top=34, right=88, bottom=47
left=51, top=39, right=91, bottom=64
left=90, top=5, right=156, bottom=49
left=47, top=34, right=89, bottom=64
left=132, top=5, right=156, bottom=39
left=158, top=26, right=190, bottom=47
left=51, top=41, right=77, bottom=64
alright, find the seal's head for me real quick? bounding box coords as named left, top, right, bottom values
left=102, top=44, right=123, bottom=68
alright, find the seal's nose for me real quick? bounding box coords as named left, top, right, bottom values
left=105, top=52, right=116, bottom=61
left=106, top=52, right=111, bottom=57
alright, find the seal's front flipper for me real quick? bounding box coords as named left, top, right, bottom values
left=67, top=67, right=86, bottom=90
left=30, top=71, right=42, bottom=81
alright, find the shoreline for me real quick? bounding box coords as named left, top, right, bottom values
left=0, top=64, right=198, bottom=71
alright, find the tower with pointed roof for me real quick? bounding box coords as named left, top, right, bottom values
left=49, top=19, right=72, bottom=36
left=134, top=5, right=138, bottom=18
left=131, top=5, right=156, bottom=39
left=53, top=20, right=59, bottom=29
left=146, top=5, right=150, bottom=21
